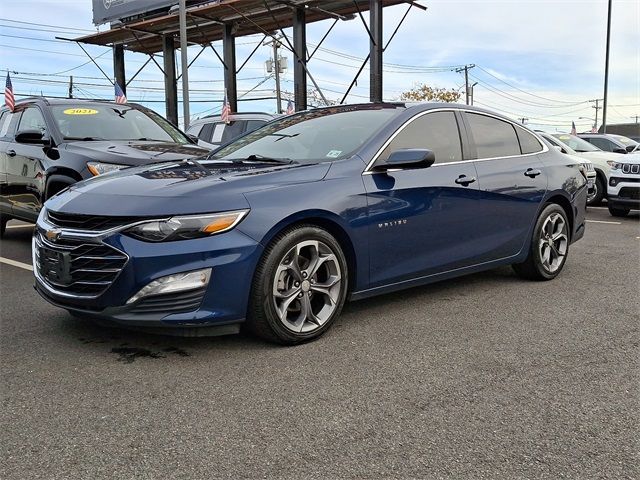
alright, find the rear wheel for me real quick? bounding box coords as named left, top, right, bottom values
left=0, top=214, right=8, bottom=238
left=246, top=225, right=348, bottom=345
left=513, top=203, right=570, bottom=281
left=608, top=204, right=630, bottom=217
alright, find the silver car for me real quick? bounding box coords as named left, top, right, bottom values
left=186, top=112, right=276, bottom=150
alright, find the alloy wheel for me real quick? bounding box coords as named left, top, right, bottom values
left=538, top=212, right=568, bottom=273
left=272, top=240, right=342, bottom=333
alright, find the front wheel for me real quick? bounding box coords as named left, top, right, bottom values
left=246, top=225, right=349, bottom=345
left=0, top=214, right=8, bottom=238
left=608, top=204, right=630, bottom=217
left=587, top=176, right=605, bottom=206
left=513, top=203, right=570, bottom=281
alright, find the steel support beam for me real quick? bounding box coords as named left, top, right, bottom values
left=162, top=35, right=179, bottom=126
left=223, top=23, right=238, bottom=113
left=369, top=0, right=383, bottom=102
left=293, top=7, right=307, bottom=111
left=113, top=44, right=126, bottom=94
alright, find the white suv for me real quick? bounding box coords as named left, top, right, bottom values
left=607, top=156, right=640, bottom=217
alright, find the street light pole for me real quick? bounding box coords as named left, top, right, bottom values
left=602, top=0, right=612, bottom=133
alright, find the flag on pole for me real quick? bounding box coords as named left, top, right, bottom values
left=286, top=99, right=294, bottom=115
left=5, top=73, right=15, bottom=112
left=591, top=124, right=597, bottom=133
left=570, top=121, right=577, bottom=136
left=114, top=82, right=127, bottom=104
left=221, top=89, right=231, bottom=124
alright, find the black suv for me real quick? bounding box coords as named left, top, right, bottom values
left=0, top=98, right=208, bottom=235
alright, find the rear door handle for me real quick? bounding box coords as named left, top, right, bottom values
left=524, top=168, right=542, bottom=178
left=7, top=149, right=16, bottom=157
left=455, top=175, right=476, bottom=186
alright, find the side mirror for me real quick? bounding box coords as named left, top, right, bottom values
left=626, top=145, right=636, bottom=153
left=15, top=129, right=48, bottom=145
left=552, top=145, right=563, bottom=153
left=613, top=147, right=628, bottom=154
left=374, top=149, right=436, bottom=171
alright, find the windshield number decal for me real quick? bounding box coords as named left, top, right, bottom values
left=326, top=150, right=342, bottom=158
left=63, top=108, right=99, bottom=115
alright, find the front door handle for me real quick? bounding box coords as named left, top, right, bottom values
left=7, top=150, right=16, bottom=157
left=524, top=168, right=542, bottom=178
left=455, top=175, right=476, bottom=186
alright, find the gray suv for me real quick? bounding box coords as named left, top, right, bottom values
left=186, top=112, right=276, bottom=150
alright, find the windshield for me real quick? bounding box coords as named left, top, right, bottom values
left=210, top=105, right=402, bottom=164
left=552, top=134, right=601, bottom=152
left=52, top=104, right=188, bottom=143
left=610, top=134, right=638, bottom=146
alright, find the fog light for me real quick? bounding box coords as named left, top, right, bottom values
left=610, top=178, right=617, bottom=186
left=126, top=268, right=211, bottom=304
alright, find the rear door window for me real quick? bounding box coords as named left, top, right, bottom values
left=588, top=137, right=614, bottom=152
left=199, top=123, right=215, bottom=143
left=221, top=121, right=247, bottom=144
left=466, top=113, right=521, bottom=159
left=246, top=120, right=267, bottom=133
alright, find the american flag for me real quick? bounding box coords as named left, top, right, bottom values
left=591, top=124, right=597, bottom=133
left=221, top=89, right=231, bottom=124
left=570, top=121, right=577, bottom=136
left=114, top=82, right=127, bottom=104
left=286, top=99, right=294, bottom=115
left=5, top=72, right=15, bottom=112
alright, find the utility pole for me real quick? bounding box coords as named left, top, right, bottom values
left=602, top=0, right=612, bottom=133
left=632, top=115, right=639, bottom=124
left=456, top=64, right=475, bottom=105
left=68, top=76, right=73, bottom=99
left=589, top=98, right=603, bottom=128
left=517, top=117, right=528, bottom=125
left=178, top=0, right=190, bottom=129
left=264, top=36, right=284, bottom=113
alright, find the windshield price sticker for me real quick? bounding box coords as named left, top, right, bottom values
left=326, top=150, right=342, bottom=158
left=63, top=108, right=99, bottom=115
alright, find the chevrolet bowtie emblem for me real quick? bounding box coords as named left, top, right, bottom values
left=45, top=228, right=62, bottom=241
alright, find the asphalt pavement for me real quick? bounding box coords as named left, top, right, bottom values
left=1, top=207, right=638, bottom=479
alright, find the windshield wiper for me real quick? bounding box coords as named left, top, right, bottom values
left=220, top=154, right=295, bottom=165
left=181, top=157, right=212, bottom=176
left=64, top=136, right=104, bottom=141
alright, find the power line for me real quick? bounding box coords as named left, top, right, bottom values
left=0, top=18, right=95, bottom=32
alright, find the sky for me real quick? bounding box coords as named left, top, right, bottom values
left=1, top=0, right=639, bottom=133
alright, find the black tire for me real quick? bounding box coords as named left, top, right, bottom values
left=0, top=215, right=8, bottom=238
left=246, top=225, right=349, bottom=345
left=587, top=175, right=605, bottom=206
left=608, top=204, right=630, bottom=217
left=512, top=203, right=570, bottom=281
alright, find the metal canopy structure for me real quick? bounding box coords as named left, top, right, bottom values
left=68, top=0, right=425, bottom=126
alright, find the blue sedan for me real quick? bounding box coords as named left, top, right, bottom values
left=33, top=103, right=587, bottom=344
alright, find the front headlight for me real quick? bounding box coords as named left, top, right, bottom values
left=87, top=162, right=126, bottom=176
left=124, top=210, right=249, bottom=242
left=608, top=161, right=622, bottom=171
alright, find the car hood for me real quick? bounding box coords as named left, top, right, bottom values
left=62, top=140, right=209, bottom=166
left=45, top=160, right=332, bottom=217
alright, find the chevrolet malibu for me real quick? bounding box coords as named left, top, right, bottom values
left=33, top=103, right=587, bottom=344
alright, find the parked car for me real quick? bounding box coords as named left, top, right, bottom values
left=0, top=98, right=208, bottom=236
left=538, top=132, right=597, bottom=204
left=186, top=112, right=276, bottom=150
left=607, top=156, right=640, bottom=217
left=547, top=133, right=622, bottom=205
left=578, top=133, right=639, bottom=154
left=33, top=103, right=587, bottom=344
left=598, top=122, right=640, bottom=142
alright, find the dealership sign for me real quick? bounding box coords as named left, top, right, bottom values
left=92, top=0, right=178, bottom=25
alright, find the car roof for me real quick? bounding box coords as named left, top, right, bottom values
left=1, top=97, right=148, bottom=110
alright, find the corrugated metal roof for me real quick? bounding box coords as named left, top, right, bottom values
left=72, top=0, right=411, bottom=54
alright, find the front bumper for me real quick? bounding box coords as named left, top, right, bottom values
left=608, top=178, right=640, bottom=209
left=33, top=219, right=263, bottom=332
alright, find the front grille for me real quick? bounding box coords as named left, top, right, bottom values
left=47, top=210, right=145, bottom=231
left=622, top=163, right=640, bottom=174
left=129, top=288, right=206, bottom=315
left=34, top=233, right=128, bottom=297
left=582, top=162, right=594, bottom=172
left=619, top=187, right=640, bottom=200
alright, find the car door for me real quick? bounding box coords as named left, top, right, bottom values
left=462, top=112, right=547, bottom=262
left=8, top=105, right=48, bottom=220
left=363, top=110, right=485, bottom=288
left=0, top=111, right=11, bottom=217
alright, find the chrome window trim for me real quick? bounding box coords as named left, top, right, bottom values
left=362, top=108, right=549, bottom=175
